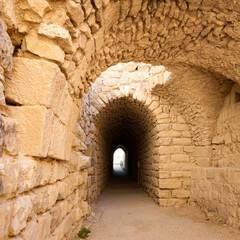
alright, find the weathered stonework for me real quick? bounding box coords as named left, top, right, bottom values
left=0, top=0, right=239, bottom=239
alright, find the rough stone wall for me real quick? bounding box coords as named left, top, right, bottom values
left=0, top=16, right=90, bottom=240
left=191, top=84, right=240, bottom=229
left=0, top=0, right=239, bottom=237
left=79, top=62, right=194, bottom=206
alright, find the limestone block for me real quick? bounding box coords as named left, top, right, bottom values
left=171, top=171, right=191, bottom=178
left=158, top=146, right=183, bottom=155
left=38, top=23, right=73, bottom=53
left=55, top=86, right=73, bottom=125
left=92, top=0, right=102, bottom=9
left=68, top=57, right=87, bottom=95
left=0, top=81, right=5, bottom=104
left=0, top=202, right=13, bottom=240
left=32, top=185, right=58, bottom=214
left=129, top=0, right=142, bottom=16
left=5, top=57, right=66, bottom=114
left=75, top=123, right=86, bottom=142
left=50, top=200, right=68, bottom=232
left=52, top=209, right=75, bottom=240
left=20, top=215, right=51, bottom=240
left=7, top=106, right=54, bottom=157
left=3, top=117, right=19, bottom=156
left=50, top=161, right=69, bottom=183
left=195, top=146, right=212, bottom=167
left=158, top=130, right=181, bottom=138
left=66, top=0, right=84, bottom=26
left=36, top=213, right=52, bottom=239
left=72, top=134, right=87, bottom=150
left=71, top=152, right=91, bottom=171
left=0, top=18, right=13, bottom=72
left=48, top=117, right=67, bottom=160
left=85, top=37, right=95, bottom=62
left=104, top=1, right=120, bottom=32
left=157, top=189, right=171, bottom=198
left=22, top=31, right=65, bottom=63
left=172, top=123, right=189, bottom=131
left=0, top=113, right=4, bottom=157
left=93, top=28, right=104, bottom=52
left=67, top=102, right=79, bottom=132
left=64, top=130, right=74, bottom=161
left=80, top=201, right=89, bottom=216
left=172, top=189, right=190, bottom=198
left=0, top=0, right=16, bottom=29
left=171, top=154, right=190, bottom=163
left=56, top=173, right=81, bottom=200
left=159, top=179, right=182, bottom=189
left=25, top=0, right=50, bottom=18
left=9, top=195, right=33, bottom=235
left=0, top=161, right=20, bottom=197
left=159, top=198, right=187, bottom=207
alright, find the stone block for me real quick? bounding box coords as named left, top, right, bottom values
left=38, top=23, right=73, bottom=53
left=172, top=189, right=190, bottom=198
left=195, top=146, right=212, bottom=167
left=50, top=161, right=69, bottom=183
left=159, top=179, right=182, bottom=189
left=0, top=114, right=4, bottom=157
left=25, top=0, right=50, bottom=18
left=0, top=0, right=17, bottom=28
left=159, top=198, right=187, bottom=207
left=20, top=219, right=39, bottom=240
left=7, top=106, right=53, bottom=157
left=129, top=0, right=142, bottom=16
left=172, top=138, right=191, bottom=146
left=157, top=189, right=171, bottom=198
left=158, top=146, right=183, bottom=155
left=172, top=123, right=189, bottom=131
left=0, top=161, right=19, bottom=197
left=104, top=1, right=120, bottom=32
left=48, top=117, right=67, bottom=160
left=158, top=130, right=181, bottom=138
left=5, top=57, right=66, bottom=112
left=93, top=28, right=104, bottom=53
left=3, top=117, right=19, bottom=156
left=32, top=185, right=58, bottom=214
left=66, top=0, right=85, bottom=27
left=22, top=31, right=65, bottom=63
left=171, top=154, right=190, bottom=163
left=9, top=195, right=34, bottom=235
left=0, top=202, right=13, bottom=240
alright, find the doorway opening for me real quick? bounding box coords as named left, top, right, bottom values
left=113, top=146, right=127, bottom=177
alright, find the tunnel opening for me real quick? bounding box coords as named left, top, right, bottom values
left=112, top=146, right=127, bottom=177
left=94, top=96, right=157, bottom=193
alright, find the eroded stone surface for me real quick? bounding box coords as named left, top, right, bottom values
left=0, top=0, right=240, bottom=239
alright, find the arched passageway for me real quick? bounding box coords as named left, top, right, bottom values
left=0, top=0, right=240, bottom=235
left=95, top=97, right=155, bottom=183
left=79, top=63, right=196, bottom=206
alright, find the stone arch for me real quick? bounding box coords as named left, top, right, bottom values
left=0, top=1, right=240, bottom=238
left=77, top=62, right=194, bottom=205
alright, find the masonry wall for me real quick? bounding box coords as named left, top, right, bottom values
left=0, top=0, right=240, bottom=238
left=0, top=16, right=90, bottom=240
left=191, top=84, right=240, bottom=228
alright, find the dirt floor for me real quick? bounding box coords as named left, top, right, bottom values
left=84, top=168, right=240, bottom=240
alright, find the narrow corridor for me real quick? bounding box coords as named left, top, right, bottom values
left=87, top=175, right=239, bottom=240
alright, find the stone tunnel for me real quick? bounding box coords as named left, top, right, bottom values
left=0, top=0, right=240, bottom=239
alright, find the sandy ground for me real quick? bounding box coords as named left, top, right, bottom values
left=85, top=168, right=240, bottom=240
